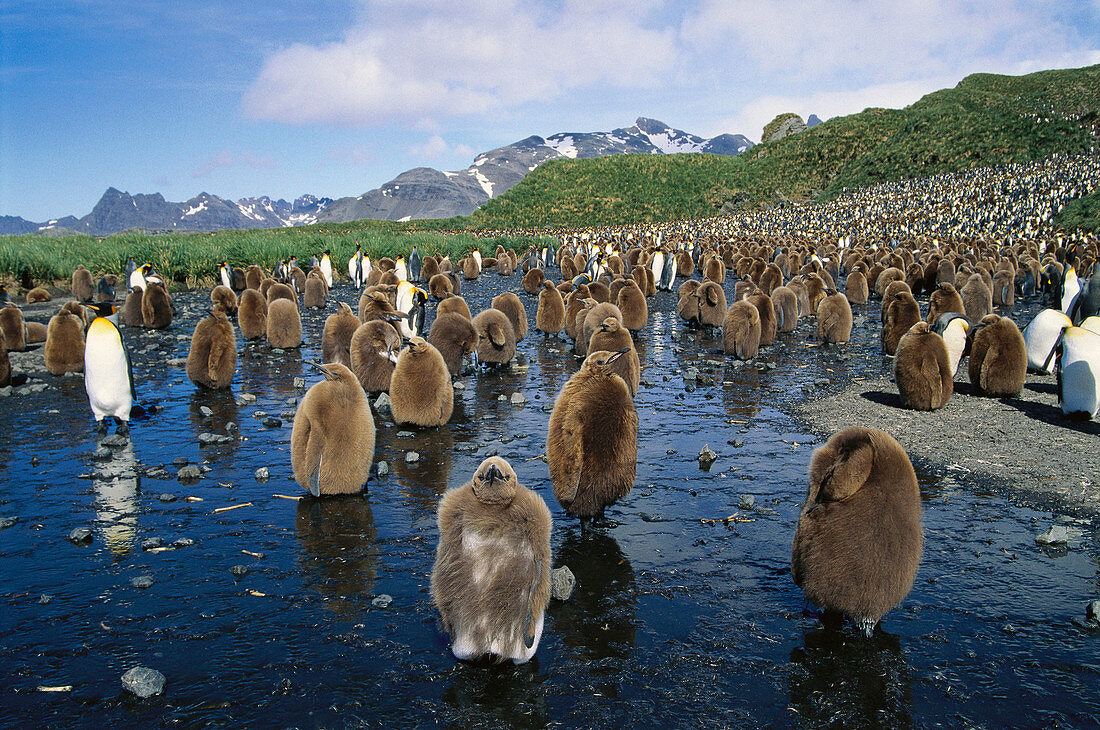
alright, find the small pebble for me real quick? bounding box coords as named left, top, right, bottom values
left=396, top=431, right=415, bottom=439
left=230, top=565, right=248, bottom=578
left=68, top=527, right=93, bottom=544
left=738, top=495, right=755, bottom=510
left=172, top=538, right=194, bottom=548
left=0, top=516, right=18, bottom=529
left=405, top=452, right=420, bottom=464
left=262, top=417, right=282, bottom=428
left=698, top=445, right=718, bottom=470
left=130, top=575, right=154, bottom=589
left=93, top=446, right=112, bottom=461
left=293, top=377, right=305, bottom=389
left=141, top=537, right=164, bottom=551
left=121, top=666, right=166, bottom=699
left=376, top=461, right=389, bottom=477
left=1035, top=525, right=1070, bottom=545
left=199, top=406, right=214, bottom=418
left=453, top=381, right=466, bottom=390
left=37, top=594, right=52, bottom=605
left=236, top=393, right=257, bottom=405
left=254, top=467, right=270, bottom=482
left=510, top=392, right=526, bottom=405
left=177, top=465, right=202, bottom=481
left=157, top=493, right=177, bottom=503
left=371, top=594, right=393, bottom=609
left=551, top=566, right=576, bottom=601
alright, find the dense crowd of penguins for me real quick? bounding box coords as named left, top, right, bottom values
left=1, top=152, right=1100, bottom=665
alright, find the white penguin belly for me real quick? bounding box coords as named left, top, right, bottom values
left=85, top=337, right=131, bottom=420
left=1061, top=329, right=1100, bottom=417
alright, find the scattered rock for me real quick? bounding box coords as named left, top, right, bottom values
left=497, top=394, right=508, bottom=402
left=293, top=377, right=305, bottom=389
left=93, top=446, right=112, bottom=461
left=172, top=457, right=188, bottom=467
left=1035, top=525, right=1069, bottom=545
left=376, top=461, right=389, bottom=477
left=698, top=445, right=718, bottom=470
left=1085, top=600, right=1100, bottom=628
left=121, top=666, right=165, bottom=698
left=157, top=493, right=177, bottom=503
left=550, top=566, right=576, bottom=601
left=374, top=393, right=392, bottom=417
left=172, top=538, right=194, bottom=548
left=396, top=431, right=415, bottom=439
left=130, top=575, right=154, bottom=589
left=68, top=527, right=92, bottom=544
left=37, top=594, right=52, bottom=604
left=738, top=495, right=755, bottom=510
left=0, top=516, right=18, bottom=529
left=510, top=392, right=527, bottom=405
left=372, top=594, right=393, bottom=609
left=141, top=537, right=164, bottom=551
left=225, top=421, right=238, bottom=433
left=236, top=393, right=256, bottom=405
left=230, top=565, right=248, bottom=578
left=101, top=434, right=129, bottom=448
left=177, top=465, right=202, bottom=482
left=261, top=417, right=282, bottom=429
left=254, top=467, right=270, bottom=482
left=198, top=406, right=214, bottom=418
left=198, top=432, right=233, bottom=445
left=728, top=438, right=745, bottom=448
left=453, top=381, right=466, bottom=391
left=683, top=367, right=699, bottom=382
left=405, top=451, right=420, bottom=464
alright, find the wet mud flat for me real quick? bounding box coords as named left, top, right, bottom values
left=0, top=273, right=1098, bottom=728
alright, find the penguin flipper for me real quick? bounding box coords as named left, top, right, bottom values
left=919, top=350, right=943, bottom=406
left=308, top=452, right=322, bottom=497
left=979, top=340, right=1004, bottom=392
left=555, top=413, right=584, bottom=506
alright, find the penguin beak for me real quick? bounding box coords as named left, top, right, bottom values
left=606, top=348, right=629, bottom=364
left=486, top=465, right=503, bottom=484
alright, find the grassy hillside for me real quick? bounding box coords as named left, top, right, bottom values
left=473, top=64, right=1100, bottom=229
left=1055, top=189, right=1100, bottom=233
left=0, top=218, right=545, bottom=285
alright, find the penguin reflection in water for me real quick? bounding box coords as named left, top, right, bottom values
left=431, top=457, right=551, bottom=664
left=547, top=349, right=638, bottom=527
left=291, top=362, right=376, bottom=496
left=791, top=427, right=923, bottom=636
left=83, top=303, right=137, bottom=434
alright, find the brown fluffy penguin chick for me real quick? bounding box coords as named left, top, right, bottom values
left=696, top=281, right=728, bottom=328
left=291, top=363, right=375, bottom=496
left=0, top=334, right=11, bottom=387
left=960, top=273, right=992, bottom=322
left=120, top=287, right=144, bottom=327
left=703, top=255, right=725, bottom=283
left=616, top=279, right=647, bottom=332
left=473, top=308, right=517, bottom=366
left=845, top=269, right=869, bottom=304
left=535, top=281, right=566, bottom=336
left=804, top=274, right=827, bottom=314
left=358, top=290, right=403, bottom=325
left=723, top=300, right=761, bottom=360
left=267, top=298, right=302, bottom=349
left=238, top=288, right=268, bottom=340
left=245, top=265, right=264, bottom=290
left=186, top=309, right=236, bottom=389
left=578, top=302, right=622, bottom=358
left=880, top=280, right=912, bottom=324
left=816, top=292, right=853, bottom=344
left=44, top=309, right=84, bottom=375
left=25, top=321, right=46, bottom=344
left=492, top=292, right=528, bottom=341
left=321, top=302, right=360, bottom=368
left=521, top=267, right=545, bottom=295
left=758, top=263, right=784, bottom=295
left=0, top=306, right=26, bottom=351
left=791, top=427, right=923, bottom=636
left=421, top=255, right=440, bottom=283
left=26, top=287, right=51, bottom=303
left=968, top=315, right=1026, bottom=397
left=677, top=280, right=702, bottom=324
left=771, top=285, right=799, bottom=333
left=882, top=291, right=921, bottom=355
left=266, top=282, right=298, bottom=306
left=547, top=349, right=638, bottom=522
left=71, top=265, right=94, bottom=302
left=587, top=321, right=640, bottom=397
left=303, top=272, right=328, bottom=308
left=211, top=285, right=237, bottom=316
left=431, top=456, right=552, bottom=664
left=462, top=254, right=481, bottom=280
left=747, top=292, right=778, bottom=346
left=141, top=281, right=173, bottom=329
left=894, top=322, right=953, bottom=410
left=926, top=282, right=964, bottom=324
left=390, top=337, right=453, bottom=427
left=429, top=273, right=454, bottom=300
left=563, top=285, right=591, bottom=341
left=437, top=294, right=472, bottom=321
left=992, top=269, right=1015, bottom=307
left=428, top=312, right=478, bottom=376
left=350, top=320, right=401, bottom=393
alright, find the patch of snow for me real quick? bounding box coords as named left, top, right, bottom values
left=443, top=170, right=459, bottom=178
left=469, top=169, right=495, bottom=197
left=132, top=199, right=137, bottom=208
left=398, top=215, right=412, bottom=222
left=545, top=135, right=578, bottom=159
left=643, top=130, right=704, bottom=154
left=474, top=157, right=488, bottom=166
left=183, top=201, right=208, bottom=216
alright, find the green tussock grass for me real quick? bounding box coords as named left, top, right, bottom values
left=1055, top=189, right=1100, bottom=233
left=471, top=64, right=1100, bottom=229
left=0, top=220, right=551, bottom=284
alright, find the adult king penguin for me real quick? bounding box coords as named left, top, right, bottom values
left=408, top=246, right=422, bottom=282
left=348, top=244, right=367, bottom=289
left=1058, top=326, right=1100, bottom=419
left=319, top=250, right=334, bottom=288
left=84, top=302, right=136, bottom=434
left=395, top=281, right=428, bottom=339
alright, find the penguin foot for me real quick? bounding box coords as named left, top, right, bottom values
left=94, top=419, right=108, bottom=435
left=115, top=420, right=129, bottom=436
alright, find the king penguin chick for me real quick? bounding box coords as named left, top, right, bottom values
left=71, top=264, right=94, bottom=302
left=926, top=282, right=965, bottom=324
left=587, top=320, right=640, bottom=397
left=321, top=301, right=361, bottom=368
left=894, top=321, right=953, bottom=410
left=186, top=309, right=236, bottom=389
left=390, top=337, right=454, bottom=427
left=428, top=312, right=478, bottom=377
left=431, top=456, right=552, bottom=664
left=791, top=427, right=923, bottom=636
left=677, top=280, right=702, bottom=325
left=968, top=314, right=1026, bottom=397
left=350, top=319, right=401, bottom=393
left=0, top=305, right=26, bottom=352
left=210, top=285, right=238, bottom=316
left=577, top=302, right=622, bottom=358
left=141, top=280, right=173, bottom=329
left=882, top=291, right=921, bottom=355
left=267, top=298, right=302, bottom=349
left=616, top=278, right=648, bottom=332
left=748, top=291, right=778, bottom=346
left=44, top=307, right=85, bottom=375
left=118, top=287, right=142, bottom=327
left=84, top=302, right=136, bottom=434
left=722, top=300, right=762, bottom=360
left=960, top=273, right=993, bottom=323
left=696, top=281, right=728, bottom=328
left=772, top=285, right=799, bottom=333
left=816, top=291, right=853, bottom=345
left=437, top=294, right=472, bottom=321
left=291, top=362, right=375, bottom=496
left=536, top=280, right=566, bottom=336
left=547, top=349, right=638, bottom=525
left=473, top=308, right=517, bottom=366
left=492, top=292, right=528, bottom=342
left=522, top=268, right=545, bottom=296
left=303, top=271, right=328, bottom=308
left=238, top=288, right=268, bottom=340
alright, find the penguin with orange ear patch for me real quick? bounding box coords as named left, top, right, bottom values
left=83, top=302, right=137, bottom=434
left=291, top=362, right=375, bottom=496
left=791, top=427, right=923, bottom=636
left=431, top=456, right=552, bottom=664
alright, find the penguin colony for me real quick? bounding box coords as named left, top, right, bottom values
left=1, top=152, right=1098, bottom=665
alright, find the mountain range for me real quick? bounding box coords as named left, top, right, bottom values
left=2, top=117, right=753, bottom=236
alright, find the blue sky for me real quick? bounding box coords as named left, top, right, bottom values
left=2, top=0, right=1099, bottom=222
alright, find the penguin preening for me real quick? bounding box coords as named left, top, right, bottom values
left=771, top=286, right=799, bottom=333
left=83, top=302, right=136, bottom=434
left=894, top=321, right=953, bottom=410
left=430, top=456, right=552, bottom=664
left=291, top=362, right=375, bottom=496
left=1057, top=326, right=1100, bottom=419
left=546, top=349, right=638, bottom=524
left=473, top=308, right=517, bottom=366
left=390, top=337, right=453, bottom=427
left=791, top=427, right=923, bottom=636
left=186, top=309, right=236, bottom=389
left=696, top=281, right=727, bottom=328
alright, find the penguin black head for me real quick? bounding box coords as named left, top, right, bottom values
left=86, top=302, right=117, bottom=318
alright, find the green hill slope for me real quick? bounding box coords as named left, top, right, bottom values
left=472, top=64, right=1100, bottom=229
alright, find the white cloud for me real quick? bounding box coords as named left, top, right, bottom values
left=242, top=0, right=677, bottom=126
left=408, top=135, right=477, bottom=160
left=191, top=150, right=277, bottom=178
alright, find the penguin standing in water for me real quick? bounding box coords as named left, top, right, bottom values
left=291, top=362, right=375, bottom=496
left=390, top=337, right=453, bottom=426
left=219, top=261, right=233, bottom=291
left=791, top=427, right=923, bottom=636
left=536, top=280, right=566, bottom=336
left=348, top=244, right=367, bottom=289
left=84, top=303, right=136, bottom=434
left=431, top=456, right=552, bottom=664
left=186, top=309, right=236, bottom=389
left=1058, top=326, right=1100, bottom=419
left=321, top=302, right=361, bottom=368
left=44, top=307, right=85, bottom=375
left=319, top=250, right=334, bottom=288
left=408, top=246, right=422, bottom=282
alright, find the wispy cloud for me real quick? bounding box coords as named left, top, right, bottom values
left=191, top=149, right=277, bottom=178
left=408, top=135, right=476, bottom=159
